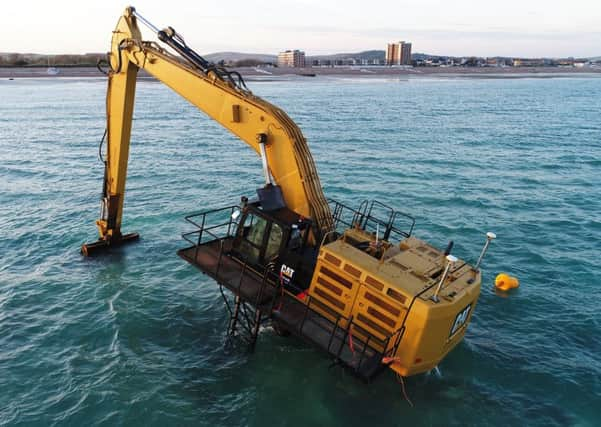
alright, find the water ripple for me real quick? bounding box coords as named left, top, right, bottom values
left=1, top=77, right=600, bottom=426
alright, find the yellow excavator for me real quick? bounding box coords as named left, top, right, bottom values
left=82, top=7, right=495, bottom=381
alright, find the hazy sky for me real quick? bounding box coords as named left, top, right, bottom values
left=2, top=0, right=600, bottom=57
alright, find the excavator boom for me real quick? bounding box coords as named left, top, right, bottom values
left=82, top=7, right=332, bottom=255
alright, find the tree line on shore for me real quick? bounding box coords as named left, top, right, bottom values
left=0, top=53, right=106, bottom=67
left=0, top=52, right=274, bottom=68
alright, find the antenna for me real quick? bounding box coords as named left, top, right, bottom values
left=431, top=254, right=458, bottom=303
left=475, top=232, right=496, bottom=270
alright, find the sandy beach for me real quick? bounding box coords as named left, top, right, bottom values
left=2, top=65, right=600, bottom=80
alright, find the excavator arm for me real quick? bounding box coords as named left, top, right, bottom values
left=82, top=7, right=333, bottom=255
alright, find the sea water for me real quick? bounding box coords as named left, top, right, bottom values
left=1, top=75, right=600, bottom=426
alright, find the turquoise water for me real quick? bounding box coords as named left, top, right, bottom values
left=1, top=75, right=600, bottom=426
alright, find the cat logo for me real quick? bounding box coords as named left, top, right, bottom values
left=450, top=304, right=472, bottom=337
left=280, top=264, right=295, bottom=285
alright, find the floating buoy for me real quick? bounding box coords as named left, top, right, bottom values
left=495, top=273, right=519, bottom=291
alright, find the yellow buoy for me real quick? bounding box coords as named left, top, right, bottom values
left=495, top=273, right=519, bottom=291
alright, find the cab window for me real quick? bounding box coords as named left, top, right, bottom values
left=246, top=214, right=267, bottom=247
left=239, top=213, right=267, bottom=264
left=265, top=222, right=283, bottom=261
left=287, top=224, right=307, bottom=251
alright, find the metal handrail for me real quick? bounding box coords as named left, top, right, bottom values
left=184, top=205, right=238, bottom=223
left=362, top=200, right=414, bottom=240
left=364, top=200, right=395, bottom=231
left=183, top=205, right=239, bottom=240
left=336, top=315, right=354, bottom=360
left=299, top=296, right=312, bottom=333
left=328, top=199, right=366, bottom=231
left=357, top=335, right=372, bottom=369
left=384, top=325, right=406, bottom=357
left=268, top=286, right=404, bottom=376
left=327, top=315, right=342, bottom=352
left=236, top=260, right=248, bottom=293
left=181, top=205, right=241, bottom=261
left=354, top=200, right=369, bottom=225
left=391, top=211, right=416, bottom=238
left=328, top=198, right=414, bottom=241
left=181, top=230, right=200, bottom=246
left=255, top=266, right=280, bottom=308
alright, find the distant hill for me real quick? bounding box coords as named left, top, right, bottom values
left=202, top=50, right=386, bottom=64
left=204, top=52, right=277, bottom=64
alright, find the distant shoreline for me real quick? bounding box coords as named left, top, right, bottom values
left=2, top=65, right=600, bottom=80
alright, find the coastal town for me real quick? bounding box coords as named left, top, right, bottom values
left=1, top=39, right=600, bottom=78
left=276, top=41, right=598, bottom=69
left=276, top=41, right=601, bottom=68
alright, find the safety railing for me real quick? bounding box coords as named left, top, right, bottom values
left=363, top=200, right=415, bottom=240
left=181, top=204, right=286, bottom=314
left=328, top=199, right=415, bottom=243
left=181, top=205, right=240, bottom=260
left=294, top=293, right=405, bottom=377
left=328, top=199, right=368, bottom=233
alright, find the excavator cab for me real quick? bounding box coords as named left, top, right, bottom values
left=231, top=201, right=316, bottom=294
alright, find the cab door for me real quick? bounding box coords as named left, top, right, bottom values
left=233, top=210, right=285, bottom=269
